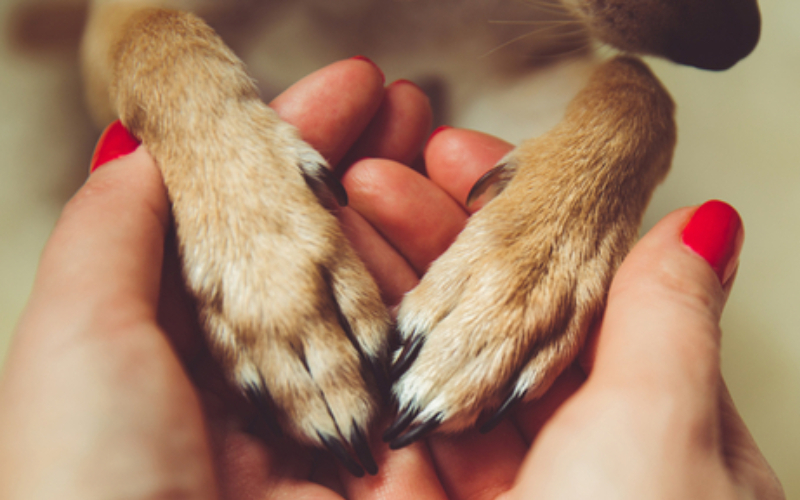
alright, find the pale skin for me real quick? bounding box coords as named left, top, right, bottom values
left=0, top=59, right=784, bottom=499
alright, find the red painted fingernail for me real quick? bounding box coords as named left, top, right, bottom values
left=427, top=125, right=452, bottom=145
left=351, top=55, right=385, bottom=83
left=89, top=120, right=140, bottom=173
left=681, top=200, right=744, bottom=284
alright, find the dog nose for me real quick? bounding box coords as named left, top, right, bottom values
left=662, top=0, right=761, bottom=70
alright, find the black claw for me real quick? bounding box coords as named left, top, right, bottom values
left=323, top=266, right=391, bottom=404
left=302, top=163, right=349, bottom=208
left=325, top=171, right=349, bottom=207
left=465, top=162, right=513, bottom=209
left=389, top=415, right=442, bottom=450
left=243, top=385, right=283, bottom=437
left=318, top=432, right=365, bottom=478
left=389, top=334, right=425, bottom=381
left=382, top=405, right=420, bottom=443
left=366, top=355, right=391, bottom=403
left=479, top=392, right=525, bottom=434
left=351, top=423, right=379, bottom=476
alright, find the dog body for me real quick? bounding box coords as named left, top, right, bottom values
left=80, top=0, right=760, bottom=476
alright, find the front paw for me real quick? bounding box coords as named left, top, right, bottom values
left=387, top=57, right=676, bottom=447
left=183, top=124, right=391, bottom=476
left=387, top=193, right=622, bottom=447
left=182, top=120, right=392, bottom=476
left=110, top=10, right=392, bottom=476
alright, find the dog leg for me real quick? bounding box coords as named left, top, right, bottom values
left=387, top=57, right=676, bottom=447
left=82, top=3, right=390, bottom=476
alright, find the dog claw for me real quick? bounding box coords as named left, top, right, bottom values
left=479, top=392, right=525, bottom=434
left=389, top=334, right=425, bottom=381
left=318, top=432, right=365, bottom=478
left=389, top=415, right=442, bottom=450
left=382, top=405, right=420, bottom=443
left=351, top=423, right=379, bottom=476
left=465, top=162, right=514, bottom=210
left=301, top=162, right=349, bottom=208
left=242, top=384, right=283, bottom=437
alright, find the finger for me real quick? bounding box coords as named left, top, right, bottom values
left=270, top=57, right=385, bottom=166
left=340, top=79, right=434, bottom=169
left=1, top=149, right=217, bottom=500
left=342, top=158, right=468, bottom=275
left=344, top=425, right=448, bottom=500
left=512, top=203, right=745, bottom=499
left=218, top=433, right=343, bottom=500
left=588, top=201, right=744, bottom=407
left=424, top=127, right=513, bottom=212
left=427, top=423, right=525, bottom=500
left=337, top=207, right=419, bottom=308
left=24, top=147, right=169, bottom=338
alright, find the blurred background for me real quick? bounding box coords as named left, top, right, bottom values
left=1, top=0, right=797, bottom=495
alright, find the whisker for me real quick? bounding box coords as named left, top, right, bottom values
left=481, top=31, right=540, bottom=59
left=482, top=22, right=588, bottom=59
left=518, top=0, right=572, bottom=16
left=533, top=27, right=590, bottom=37
left=488, top=19, right=581, bottom=27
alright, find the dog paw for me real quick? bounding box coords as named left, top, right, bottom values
left=177, top=97, right=390, bottom=477
left=199, top=135, right=389, bottom=476
left=386, top=185, right=618, bottom=447
left=386, top=57, right=676, bottom=448
left=109, top=10, right=391, bottom=475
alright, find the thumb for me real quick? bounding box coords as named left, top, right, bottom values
left=12, top=120, right=168, bottom=357
left=585, top=201, right=744, bottom=402
left=0, top=123, right=217, bottom=500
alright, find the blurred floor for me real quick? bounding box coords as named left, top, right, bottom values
left=1, top=0, right=798, bottom=495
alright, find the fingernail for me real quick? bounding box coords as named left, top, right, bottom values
left=90, top=120, right=140, bottom=173
left=681, top=200, right=744, bottom=284
left=391, top=78, right=421, bottom=90
left=351, top=55, right=385, bottom=84
left=427, top=125, right=452, bottom=146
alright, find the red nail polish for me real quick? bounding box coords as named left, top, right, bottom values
left=90, top=120, right=140, bottom=173
left=351, top=55, right=385, bottom=83
left=681, top=200, right=744, bottom=284
left=428, top=125, right=452, bottom=144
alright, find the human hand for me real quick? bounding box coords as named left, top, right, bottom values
left=0, top=54, right=784, bottom=500
left=342, top=123, right=784, bottom=498
left=0, top=57, right=436, bottom=499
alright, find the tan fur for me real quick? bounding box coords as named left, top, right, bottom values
left=86, top=6, right=391, bottom=454
left=79, top=0, right=759, bottom=472
left=394, top=57, right=675, bottom=433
